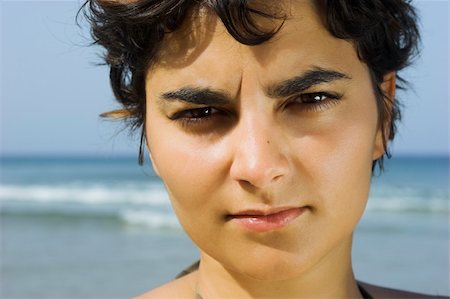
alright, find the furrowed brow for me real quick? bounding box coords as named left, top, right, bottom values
left=159, top=87, right=230, bottom=106
left=268, top=67, right=351, bottom=98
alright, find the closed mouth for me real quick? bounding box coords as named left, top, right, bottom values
left=227, top=207, right=307, bottom=232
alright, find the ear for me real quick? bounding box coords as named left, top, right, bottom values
left=373, top=71, right=396, bottom=160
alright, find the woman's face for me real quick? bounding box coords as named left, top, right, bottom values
left=145, top=1, right=387, bottom=280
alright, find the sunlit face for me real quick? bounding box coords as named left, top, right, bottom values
left=145, top=1, right=386, bottom=281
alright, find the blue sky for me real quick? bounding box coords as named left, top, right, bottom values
left=1, top=1, right=449, bottom=157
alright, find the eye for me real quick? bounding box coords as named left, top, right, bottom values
left=173, top=107, right=218, bottom=120
left=286, top=92, right=342, bottom=112
left=296, top=92, right=340, bottom=103
left=169, top=106, right=227, bottom=128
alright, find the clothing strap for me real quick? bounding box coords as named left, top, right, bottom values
left=358, top=283, right=374, bottom=299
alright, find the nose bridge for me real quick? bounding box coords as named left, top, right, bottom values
left=230, top=109, right=289, bottom=188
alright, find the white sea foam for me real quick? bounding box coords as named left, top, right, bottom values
left=120, top=210, right=181, bottom=229
left=1, top=183, right=448, bottom=225
left=0, top=183, right=170, bottom=206
left=367, top=195, right=450, bottom=213
left=367, top=185, right=449, bottom=213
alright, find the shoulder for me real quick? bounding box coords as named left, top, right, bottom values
left=359, top=281, right=449, bottom=299
left=133, top=271, right=197, bottom=299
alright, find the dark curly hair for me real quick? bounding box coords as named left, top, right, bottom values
left=79, top=0, right=420, bottom=173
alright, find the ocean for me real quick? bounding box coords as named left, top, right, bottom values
left=0, top=155, right=449, bottom=298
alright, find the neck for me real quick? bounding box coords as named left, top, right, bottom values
left=196, top=237, right=363, bottom=299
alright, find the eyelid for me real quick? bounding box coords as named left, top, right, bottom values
left=167, top=106, right=235, bottom=132
left=169, top=105, right=227, bottom=119
left=282, top=91, right=343, bottom=112
left=288, top=91, right=342, bottom=103
left=297, top=91, right=341, bottom=99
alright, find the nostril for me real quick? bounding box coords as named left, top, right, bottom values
left=238, top=179, right=259, bottom=192
left=234, top=171, right=285, bottom=190
left=272, top=174, right=282, bottom=182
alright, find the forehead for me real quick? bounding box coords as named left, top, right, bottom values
left=147, top=0, right=362, bottom=91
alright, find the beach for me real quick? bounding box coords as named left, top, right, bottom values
left=1, top=156, right=449, bottom=298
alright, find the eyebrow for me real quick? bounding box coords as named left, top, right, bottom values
left=267, top=67, right=351, bottom=98
left=158, top=67, right=351, bottom=105
left=159, top=87, right=230, bottom=106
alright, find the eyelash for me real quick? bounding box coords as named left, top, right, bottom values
left=169, top=107, right=224, bottom=128
left=285, top=91, right=342, bottom=111
left=169, top=92, right=342, bottom=127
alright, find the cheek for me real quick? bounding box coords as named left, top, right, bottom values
left=297, top=96, right=378, bottom=219
left=146, top=116, right=226, bottom=225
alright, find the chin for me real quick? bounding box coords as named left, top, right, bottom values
left=224, top=248, right=313, bottom=282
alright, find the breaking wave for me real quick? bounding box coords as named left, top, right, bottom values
left=1, top=183, right=448, bottom=229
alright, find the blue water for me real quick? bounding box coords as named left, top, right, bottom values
left=0, top=155, right=449, bottom=298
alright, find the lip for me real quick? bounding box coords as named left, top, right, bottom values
left=227, top=207, right=307, bottom=232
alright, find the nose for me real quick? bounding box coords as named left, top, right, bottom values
left=229, top=115, right=290, bottom=189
